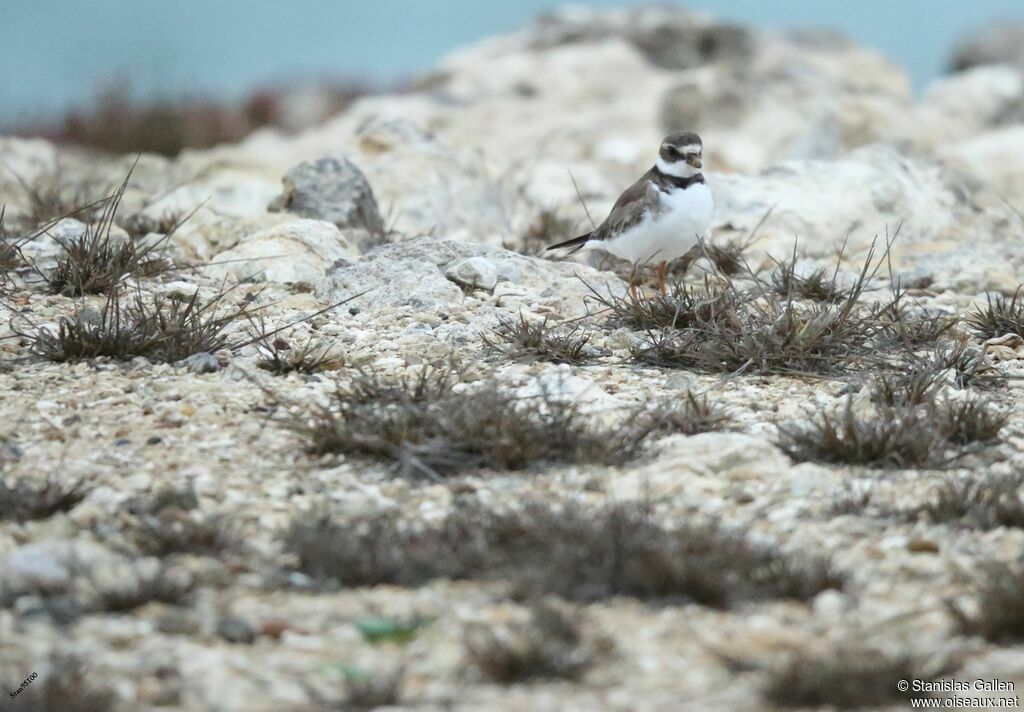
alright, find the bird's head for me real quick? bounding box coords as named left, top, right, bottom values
left=657, top=131, right=703, bottom=178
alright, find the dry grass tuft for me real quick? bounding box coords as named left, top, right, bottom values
left=10, top=165, right=101, bottom=227
left=916, top=472, right=1024, bottom=529
left=594, top=236, right=967, bottom=377
left=778, top=401, right=939, bottom=469
left=285, top=497, right=841, bottom=606
left=589, top=275, right=738, bottom=331
left=779, top=389, right=1006, bottom=469
left=620, top=242, right=901, bottom=376
left=769, top=254, right=850, bottom=303
left=762, top=644, right=953, bottom=709
left=0, top=477, right=88, bottom=522
left=246, top=313, right=344, bottom=374
left=465, top=602, right=596, bottom=683
left=343, top=668, right=404, bottom=709
left=967, top=287, right=1024, bottom=339
left=482, top=313, right=596, bottom=364
left=877, top=285, right=959, bottom=349
left=0, top=207, right=18, bottom=272
left=22, top=287, right=252, bottom=363
left=704, top=239, right=751, bottom=276
left=934, top=396, right=1008, bottom=445
left=255, top=337, right=343, bottom=374
left=517, top=209, right=577, bottom=256
left=631, top=392, right=729, bottom=438
left=129, top=511, right=241, bottom=558
left=870, top=364, right=945, bottom=408
left=279, top=367, right=649, bottom=478
left=45, top=168, right=179, bottom=296
left=950, top=560, right=1024, bottom=643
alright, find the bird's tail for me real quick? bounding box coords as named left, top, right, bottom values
left=546, top=232, right=592, bottom=254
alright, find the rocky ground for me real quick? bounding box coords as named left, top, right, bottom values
left=3, top=6, right=1024, bottom=711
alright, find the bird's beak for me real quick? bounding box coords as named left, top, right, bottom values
left=687, top=155, right=703, bottom=169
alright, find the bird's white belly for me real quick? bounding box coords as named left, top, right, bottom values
left=596, top=183, right=713, bottom=264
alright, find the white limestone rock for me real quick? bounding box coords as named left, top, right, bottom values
left=322, top=236, right=624, bottom=316
left=206, top=218, right=356, bottom=285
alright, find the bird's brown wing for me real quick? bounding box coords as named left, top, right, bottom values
left=592, top=168, right=660, bottom=242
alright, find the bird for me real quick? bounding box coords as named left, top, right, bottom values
left=547, top=131, right=713, bottom=294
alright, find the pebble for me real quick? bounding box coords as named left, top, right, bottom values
left=444, top=257, right=499, bottom=291
left=179, top=352, right=220, bottom=374
left=217, top=615, right=257, bottom=644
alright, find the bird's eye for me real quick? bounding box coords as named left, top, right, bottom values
left=665, top=146, right=679, bottom=157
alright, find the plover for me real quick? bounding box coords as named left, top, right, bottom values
left=547, top=131, right=713, bottom=292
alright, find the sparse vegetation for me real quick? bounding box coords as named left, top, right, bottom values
left=778, top=401, right=939, bottom=468
left=934, top=396, right=1008, bottom=445
left=621, top=243, right=900, bottom=376
left=279, top=366, right=652, bottom=477
left=342, top=668, right=403, bottom=709
left=129, top=511, right=241, bottom=558
left=915, top=472, right=1024, bottom=529
left=255, top=336, right=343, bottom=374
left=877, top=285, right=959, bottom=348
left=118, top=210, right=187, bottom=239
left=934, top=342, right=1001, bottom=389
left=950, top=560, right=1024, bottom=642
left=870, top=363, right=944, bottom=408
left=762, top=644, right=952, bottom=708
left=44, top=168, right=178, bottom=296
left=517, top=209, right=577, bottom=256
left=704, top=239, right=750, bottom=276
left=779, top=389, right=1006, bottom=469
left=9, top=164, right=101, bottom=227
left=247, top=312, right=343, bottom=374
left=0, top=476, right=88, bottom=522
left=589, top=275, right=738, bottom=331
left=770, top=253, right=850, bottom=302
left=465, top=602, right=596, bottom=683
left=22, top=286, right=253, bottom=363
left=285, top=497, right=841, bottom=605
left=13, top=82, right=368, bottom=157
left=593, top=237, right=973, bottom=378
left=0, top=207, right=18, bottom=272
left=482, top=313, right=596, bottom=364
left=967, top=287, right=1024, bottom=339
left=631, top=391, right=729, bottom=438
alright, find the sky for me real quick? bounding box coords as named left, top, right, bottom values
left=0, top=0, right=1020, bottom=122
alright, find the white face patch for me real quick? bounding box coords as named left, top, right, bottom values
left=657, top=156, right=702, bottom=178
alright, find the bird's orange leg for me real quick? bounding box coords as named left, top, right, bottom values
left=629, top=266, right=639, bottom=301
left=657, top=261, right=667, bottom=294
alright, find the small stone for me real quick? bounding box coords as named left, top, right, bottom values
left=179, top=352, right=220, bottom=374
left=4, top=543, right=74, bottom=592
left=217, top=615, right=256, bottom=644
left=907, top=538, right=940, bottom=554
left=812, top=589, right=851, bottom=619
left=157, top=281, right=202, bottom=300
left=268, top=156, right=384, bottom=234
left=444, top=256, right=498, bottom=291
left=260, top=618, right=291, bottom=639
left=157, top=610, right=200, bottom=636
